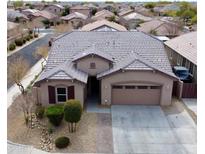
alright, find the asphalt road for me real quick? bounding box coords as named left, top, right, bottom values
left=7, top=34, right=52, bottom=89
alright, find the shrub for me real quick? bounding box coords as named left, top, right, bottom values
left=45, top=104, right=64, bottom=126
left=8, top=43, right=16, bottom=51
left=15, top=38, right=23, bottom=46
left=64, top=99, right=82, bottom=132
left=29, top=34, right=33, bottom=39
left=56, top=21, right=60, bottom=25
left=23, top=38, right=27, bottom=44
left=35, top=105, right=45, bottom=119
left=26, top=35, right=30, bottom=41
left=29, top=30, right=33, bottom=34
left=34, top=34, right=39, bottom=38
left=55, top=136, right=70, bottom=149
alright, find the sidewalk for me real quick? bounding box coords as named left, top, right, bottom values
left=182, top=98, right=197, bottom=115
left=7, top=58, right=43, bottom=108
left=7, top=33, right=46, bottom=57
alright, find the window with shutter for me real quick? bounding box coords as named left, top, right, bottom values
left=48, top=86, right=56, bottom=104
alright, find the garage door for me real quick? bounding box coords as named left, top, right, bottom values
left=112, top=85, right=161, bottom=105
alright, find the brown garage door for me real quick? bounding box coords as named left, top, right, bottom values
left=112, top=85, right=161, bottom=105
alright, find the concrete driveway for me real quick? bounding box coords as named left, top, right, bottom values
left=111, top=105, right=196, bottom=154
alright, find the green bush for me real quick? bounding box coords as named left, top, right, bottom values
left=35, top=106, right=45, bottom=119
left=34, top=34, right=39, bottom=38
left=55, top=136, right=70, bottom=149
left=23, top=38, right=27, bottom=44
left=45, top=104, right=64, bottom=126
left=26, top=35, right=30, bottom=41
left=29, top=34, right=33, bottom=39
left=8, top=43, right=16, bottom=51
left=15, top=38, right=23, bottom=46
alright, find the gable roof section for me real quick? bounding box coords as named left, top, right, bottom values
left=164, top=32, right=197, bottom=65
left=118, top=9, right=134, bottom=17
left=123, top=12, right=152, bottom=21
left=70, top=5, right=90, bottom=10
left=72, top=44, right=114, bottom=62
left=97, top=52, right=176, bottom=79
left=81, top=20, right=127, bottom=31
left=38, top=31, right=176, bottom=83
left=91, top=9, right=118, bottom=21
left=61, top=12, right=87, bottom=21
left=37, top=60, right=88, bottom=83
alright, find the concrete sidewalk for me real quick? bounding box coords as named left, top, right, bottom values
left=7, top=58, right=43, bottom=108
left=182, top=99, right=197, bottom=115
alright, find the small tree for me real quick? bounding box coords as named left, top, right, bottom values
left=64, top=100, right=82, bottom=132
left=91, top=8, right=97, bottom=16
left=33, top=45, right=49, bottom=69
left=8, top=57, right=29, bottom=94
left=16, top=91, right=37, bottom=127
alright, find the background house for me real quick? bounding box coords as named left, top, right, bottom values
left=81, top=20, right=127, bottom=31
left=43, top=4, right=64, bottom=16
left=70, top=5, right=91, bottom=16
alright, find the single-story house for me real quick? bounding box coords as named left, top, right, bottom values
left=118, top=9, right=134, bottom=17
left=164, top=32, right=197, bottom=82
left=21, top=9, right=40, bottom=19
left=34, top=31, right=178, bottom=107
left=123, top=12, right=152, bottom=22
left=81, top=19, right=127, bottom=31
left=91, top=9, right=119, bottom=21
left=7, top=9, right=29, bottom=23
left=70, top=5, right=91, bottom=16
left=61, top=12, right=88, bottom=23
left=137, top=19, right=183, bottom=38
left=43, top=4, right=64, bottom=16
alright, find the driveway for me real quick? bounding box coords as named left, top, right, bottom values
left=111, top=105, right=196, bottom=154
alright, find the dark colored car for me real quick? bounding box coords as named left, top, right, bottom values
left=173, top=66, right=193, bottom=82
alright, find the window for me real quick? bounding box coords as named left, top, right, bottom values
left=125, top=86, right=136, bottom=89
left=150, top=86, right=161, bottom=89
left=90, top=62, right=96, bottom=69
left=56, top=87, right=67, bottom=102
left=112, top=85, right=123, bottom=89
left=137, top=86, right=148, bottom=89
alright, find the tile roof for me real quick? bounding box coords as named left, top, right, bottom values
left=91, top=9, right=118, bottom=21
left=33, top=10, right=57, bottom=20
left=81, top=20, right=127, bottom=31
left=137, top=19, right=182, bottom=36
left=7, top=9, right=28, bottom=20
left=60, top=12, right=87, bottom=21
left=164, top=32, right=197, bottom=65
left=123, top=12, right=152, bottom=21
left=52, top=4, right=64, bottom=9
left=118, top=9, right=134, bottom=17
left=37, top=31, right=176, bottom=83
left=70, top=5, right=90, bottom=10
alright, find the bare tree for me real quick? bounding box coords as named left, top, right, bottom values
left=54, top=23, right=73, bottom=34
left=33, top=45, right=49, bottom=69
left=16, top=91, right=37, bottom=127
left=8, top=57, right=29, bottom=94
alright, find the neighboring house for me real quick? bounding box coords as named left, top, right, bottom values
left=21, top=9, right=40, bottom=19
left=123, top=12, right=152, bottom=22
left=118, top=9, right=134, bottom=17
left=137, top=19, right=182, bottom=37
left=30, top=10, right=58, bottom=28
left=34, top=31, right=178, bottom=107
left=135, top=6, right=152, bottom=17
left=60, top=12, right=87, bottom=28
left=81, top=20, right=127, bottom=31
left=70, top=5, right=90, bottom=16
left=43, top=4, right=64, bottom=16
left=164, top=32, right=197, bottom=82
left=91, top=9, right=119, bottom=21
left=7, top=9, right=29, bottom=23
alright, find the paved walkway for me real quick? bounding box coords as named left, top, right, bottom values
left=182, top=99, right=197, bottom=115
left=7, top=58, right=43, bottom=108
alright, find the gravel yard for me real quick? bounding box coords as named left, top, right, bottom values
left=7, top=98, right=113, bottom=153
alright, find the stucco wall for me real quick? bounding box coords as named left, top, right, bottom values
left=37, top=80, right=85, bottom=107
left=44, top=6, right=63, bottom=15
left=100, top=70, right=174, bottom=106
left=76, top=56, right=110, bottom=76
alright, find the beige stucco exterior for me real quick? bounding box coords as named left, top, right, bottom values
left=76, top=56, right=111, bottom=76
left=44, top=5, right=64, bottom=15
left=100, top=70, right=174, bottom=106
left=37, top=80, right=85, bottom=107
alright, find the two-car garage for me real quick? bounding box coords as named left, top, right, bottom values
left=111, top=84, right=161, bottom=105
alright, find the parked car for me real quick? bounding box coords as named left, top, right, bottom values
left=173, top=66, right=193, bottom=82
